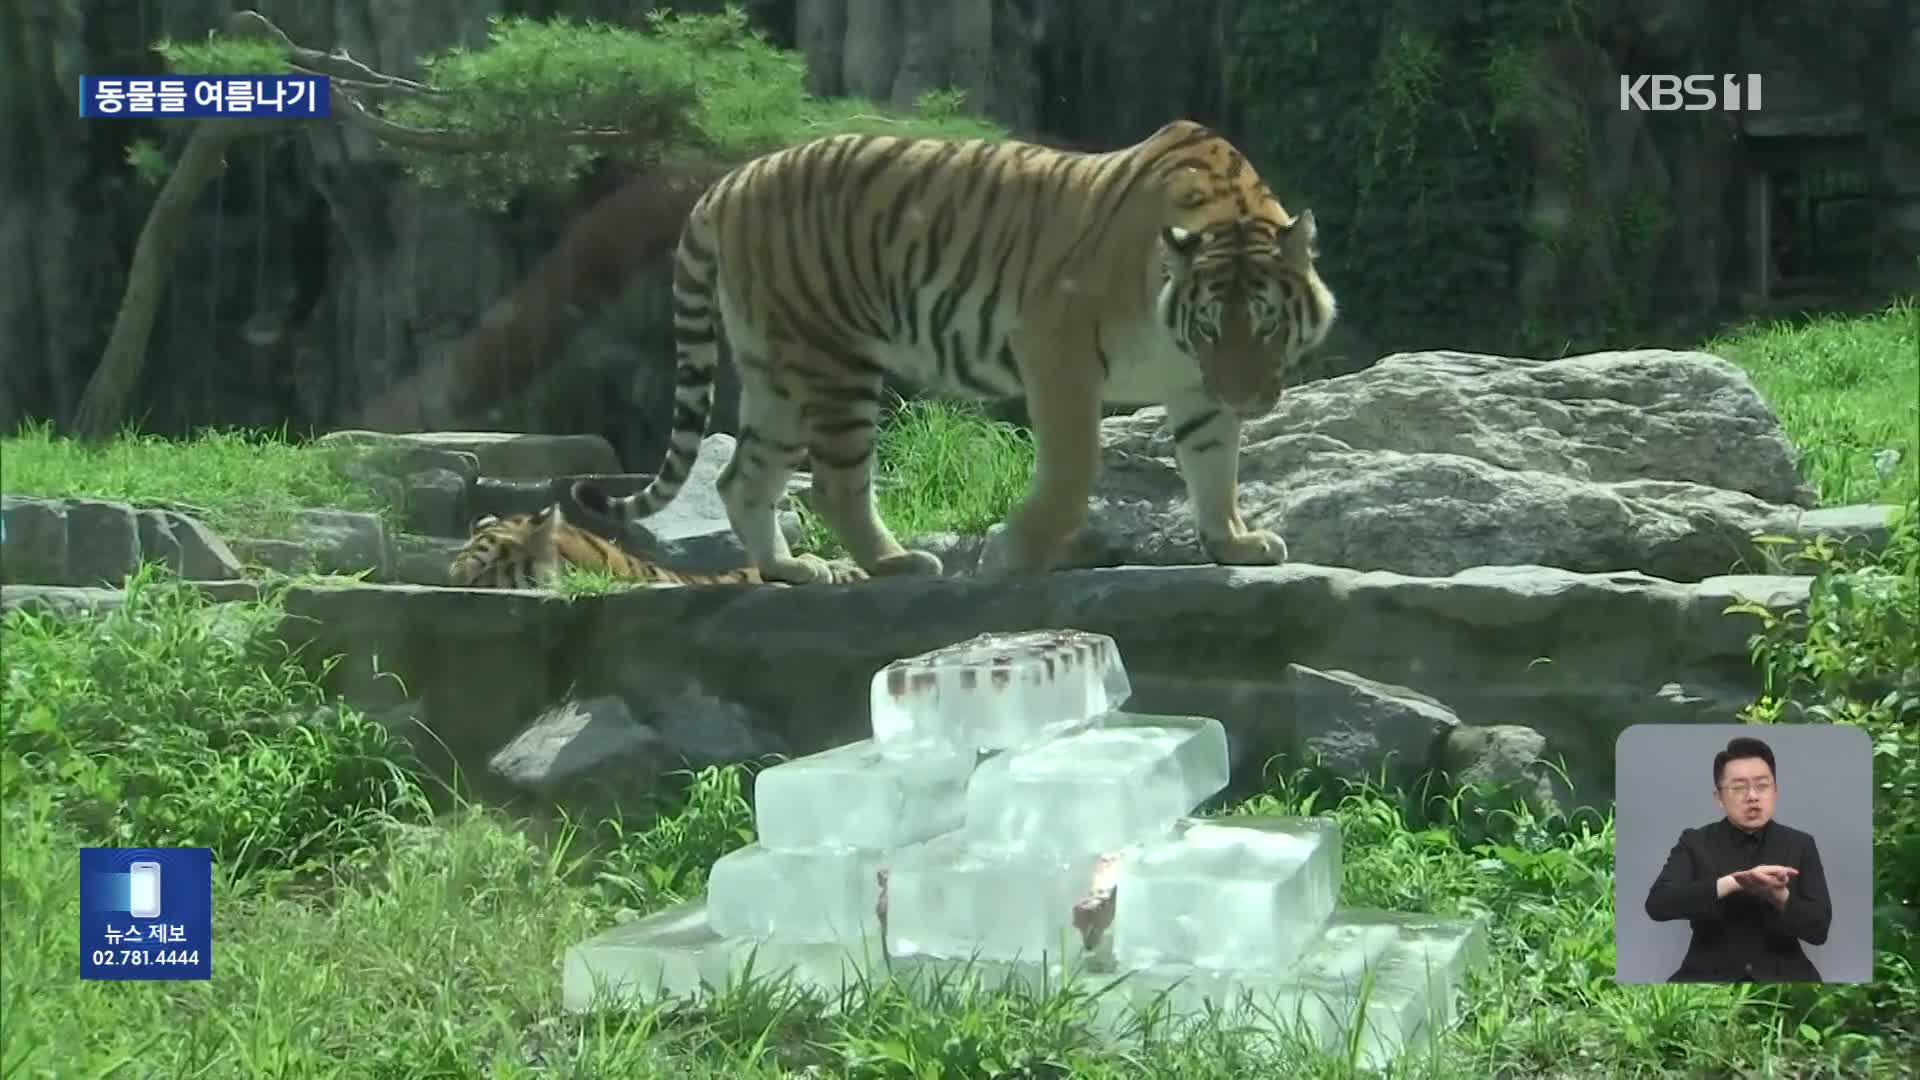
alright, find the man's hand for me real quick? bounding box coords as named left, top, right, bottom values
left=1730, top=865, right=1797, bottom=908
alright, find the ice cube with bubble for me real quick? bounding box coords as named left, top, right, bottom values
left=753, top=737, right=976, bottom=852
left=964, top=712, right=1230, bottom=857
left=1111, top=815, right=1342, bottom=972
left=870, top=629, right=1132, bottom=756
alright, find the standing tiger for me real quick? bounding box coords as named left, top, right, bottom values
left=448, top=502, right=865, bottom=590
left=572, top=120, right=1337, bottom=584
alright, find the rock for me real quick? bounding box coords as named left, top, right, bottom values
left=1770, top=504, right=1904, bottom=560
left=0, top=581, right=258, bottom=620
left=328, top=443, right=477, bottom=541
left=59, top=500, right=140, bottom=586
left=391, top=533, right=468, bottom=586
left=0, top=496, right=68, bottom=583
left=404, top=467, right=470, bottom=538
left=229, top=510, right=388, bottom=579
left=606, top=434, right=813, bottom=570
left=1440, top=724, right=1568, bottom=820
left=636, top=683, right=790, bottom=765
left=1, top=584, right=127, bottom=619
left=1646, top=681, right=1757, bottom=725
left=135, top=509, right=245, bottom=581
left=1072, top=349, right=1829, bottom=581
left=1285, top=665, right=1460, bottom=788
left=255, top=562, right=1811, bottom=813
left=0, top=495, right=244, bottom=586
left=228, top=537, right=315, bottom=575
left=489, top=695, right=667, bottom=813
left=318, top=430, right=620, bottom=479
left=288, top=509, right=389, bottom=578
left=342, top=444, right=482, bottom=488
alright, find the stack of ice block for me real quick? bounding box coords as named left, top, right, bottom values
left=561, top=628, right=1487, bottom=1067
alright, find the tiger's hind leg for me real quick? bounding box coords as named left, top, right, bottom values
left=719, top=367, right=868, bottom=586
left=799, top=374, right=944, bottom=578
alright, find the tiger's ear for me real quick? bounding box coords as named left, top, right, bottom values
left=469, top=514, right=500, bottom=534
left=1284, top=209, right=1319, bottom=259
left=1162, top=225, right=1202, bottom=257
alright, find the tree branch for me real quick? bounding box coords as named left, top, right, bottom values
left=224, top=9, right=657, bottom=152
left=223, top=10, right=436, bottom=95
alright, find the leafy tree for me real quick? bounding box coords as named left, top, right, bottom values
left=70, top=6, right=1003, bottom=440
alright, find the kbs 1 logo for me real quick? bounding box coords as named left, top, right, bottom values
left=1619, top=74, right=1763, bottom=113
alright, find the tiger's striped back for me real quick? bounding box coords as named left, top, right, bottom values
left=447, top=503, right=763, bottom=590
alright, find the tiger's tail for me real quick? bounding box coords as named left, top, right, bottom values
left=574, top=210, right=721, bottom=523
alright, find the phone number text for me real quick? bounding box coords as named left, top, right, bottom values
left=88, top=949, right=201, bottom=966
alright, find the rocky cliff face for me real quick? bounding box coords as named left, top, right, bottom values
left=3, top=0, right=1913, bottom=464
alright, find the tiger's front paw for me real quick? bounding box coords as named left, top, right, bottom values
left=872, top=549, right=945, bottom=577
left=821, top=557, right=872, bottom=584
left=768, top=553, right=865, bottom=585
left=1204, top=527, right=1289, bottom=566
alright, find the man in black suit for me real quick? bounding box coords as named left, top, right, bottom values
left=1643, top=735, right=1832, bottom=982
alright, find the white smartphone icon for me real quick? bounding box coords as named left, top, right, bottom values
left=127, top=861, right=162, bottom=919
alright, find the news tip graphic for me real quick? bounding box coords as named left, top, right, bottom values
left=80, top=847, right=212, bottom=981
left=79, top=75, right=331, bottom=119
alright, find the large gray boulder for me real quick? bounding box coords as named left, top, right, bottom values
left=955, top=349, right=1845, bottom=582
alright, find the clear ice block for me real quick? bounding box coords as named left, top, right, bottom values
left=1107, top=909, right=1486, bottom=1069
left=1354, top=910, right=1489, bottom=1032
left=963, top=713, right=1229, bottom=857
left=706, top=843, right=885, bottom=945
left=884, top=829, right=1140, bottom=964
left=1111, top=815, right=1342, bottom=972
left=1283, top=912, right=1489, bottom=1069
left=870, top=629, right=1133, bottom=756
left=726, top=932, right=890, bottom=1002
left=753, top=738, right=976, bottom=852
left=561, top=900, right=732, bottom=1011
left=893, top=953, right=1121, bottom=1004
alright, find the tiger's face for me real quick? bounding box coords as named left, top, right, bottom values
left=448, top=505, right=563, bottom=588
left=1154, top=208, right=1336, bottom=418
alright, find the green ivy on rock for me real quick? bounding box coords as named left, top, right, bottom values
left=1231, top=0, right=1598, bottom=355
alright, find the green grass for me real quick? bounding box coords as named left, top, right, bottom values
left=4, top=511, right=1917, bottom=1075
left=1703, top=297, right=1918, bottom=506
left=794, top=399, right=1037, bottom=559
left=0, top=422, right=391, bottom=541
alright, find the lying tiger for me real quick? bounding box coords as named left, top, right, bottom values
left=572, top=119, right=1338, bottom=586
left=446, top=502, right=866, bottom=590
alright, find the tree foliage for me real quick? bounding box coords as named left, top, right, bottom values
left=156, top=6, right=1007, bottom=211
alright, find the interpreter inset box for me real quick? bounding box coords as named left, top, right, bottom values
left=1613, top=724, right=1872, bottom=984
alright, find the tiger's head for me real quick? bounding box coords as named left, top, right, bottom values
left=1153, top=204, right=1337, bottom=418
left=448, top=503, right=566, bottom=589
